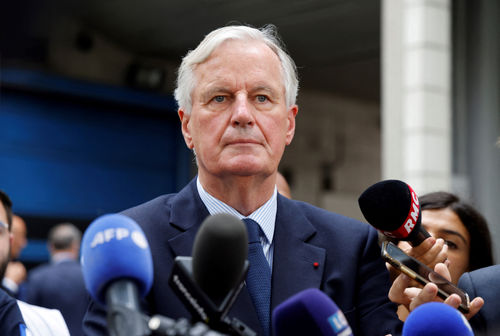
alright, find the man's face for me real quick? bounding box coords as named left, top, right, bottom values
left=179, top=39, right=297, bottom=181
left=0, top=203, right=11, bottom=279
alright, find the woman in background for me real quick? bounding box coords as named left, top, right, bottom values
left=393, top=191, right=494, bottom=320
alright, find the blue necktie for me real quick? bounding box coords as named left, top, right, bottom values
left=243, top=218, right=271, bottom=336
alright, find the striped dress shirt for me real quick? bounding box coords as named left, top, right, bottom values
left=196, top=177, right=276, bottom=270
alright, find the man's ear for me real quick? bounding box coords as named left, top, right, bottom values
left=179, top=109, right=194, bottom=149
left=285, top=105, right=298, bottom=145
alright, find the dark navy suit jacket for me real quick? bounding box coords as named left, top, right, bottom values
left=458, top=265, right=500, bottom=336
left=23, top=258, right=88, bottom=336
left=83, top=179, right=402, bottom=335
left=0, top=287, right=26, bottom=335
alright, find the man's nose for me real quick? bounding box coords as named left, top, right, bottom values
left=231, top=94, right=254, bottom=126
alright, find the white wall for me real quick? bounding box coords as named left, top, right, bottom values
left=281, top=90, right=381, bottom=221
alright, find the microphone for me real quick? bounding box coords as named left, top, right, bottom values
left=81, top=213, right=153, bottom=336
left=403, top=302, right=473, bottom=336
left=169, top=213, right=255, bottom=336
left=82, top=214, right=230, bottom=336
left=358, top=179, right=431, bottom=246
left=272, top=288, right=353, bottom=336
left=192, top=213, right=248, bottom=306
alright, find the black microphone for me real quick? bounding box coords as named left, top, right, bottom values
left=272, top=288, right=353, bottom=336
left=169, top=213, right=256, bottom=336
left=358, top=179, right=430, bottom=246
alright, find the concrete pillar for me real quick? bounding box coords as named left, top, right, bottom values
left=382, top=0, right=451, bottom=194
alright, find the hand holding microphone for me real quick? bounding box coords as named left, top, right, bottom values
left=358, top=181, right=472, bottom=316
left=358, top=179, right=448, bottom=271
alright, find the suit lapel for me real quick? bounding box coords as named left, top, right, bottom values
left=271, top=196, right=326, bottom=310
left=167, top=179, right=209, bottom=257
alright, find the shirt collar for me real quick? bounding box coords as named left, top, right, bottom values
left=196, top=177, right=277, bottom=244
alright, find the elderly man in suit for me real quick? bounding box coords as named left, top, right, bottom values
left=84, top=24, right=480, bottom=336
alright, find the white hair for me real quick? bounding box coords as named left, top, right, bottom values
left=174, top=24, right=299, bottom=114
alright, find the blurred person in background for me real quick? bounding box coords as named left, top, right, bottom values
left=23, top=223, right=87, bottom=336
left=0, top=190, right=70, bottom=335
left=2, top=214, right=28, bottom=297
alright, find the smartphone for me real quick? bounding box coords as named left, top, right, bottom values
left=381, top=241, right=470, bottom=314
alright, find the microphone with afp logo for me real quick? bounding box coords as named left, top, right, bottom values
left=81, top=213, right=229, bottom=336
left=81, top=213, right=153, bottom=336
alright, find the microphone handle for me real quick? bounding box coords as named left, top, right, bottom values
left=106, top=280, right=150, bottom=336
left=411, top=229, right=431, bottom=246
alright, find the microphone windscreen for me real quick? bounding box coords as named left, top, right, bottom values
left=403, top=302, right=473, bottom=336
left=81, top=213, right=153, bottom=306
left=358, top=179, right=422, bottom=240
left=272, top=288, right=353, bottom=336
left=192, top=213, right=248, bottom=304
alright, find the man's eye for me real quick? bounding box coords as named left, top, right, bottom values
left=256, top=95, right=268, bottom=103
left=213, top=96, right=225, bottom=103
